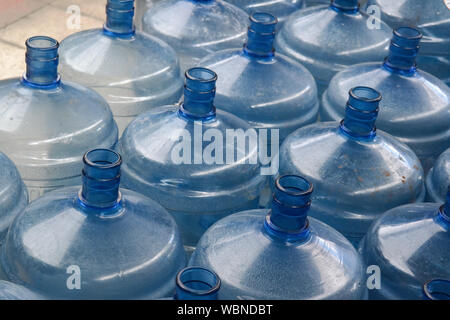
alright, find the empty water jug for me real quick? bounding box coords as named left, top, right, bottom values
left=423, top=279, right=450, bottom=300
left=279, top=87, right=425, bottom=246
left=141, top=0, right=248, bottom=70
left=59, top=0, right=183, bottom=135
left=0, top=152, right=28, bottom=243
left=0, top=281, right=42, bottom=300
left=275, top=0, right=391, bottom=94
left=365, top=0, right=450, bottom=86
left=426, top=148, right=450, bottom=203
left=190, top=175, right=366, bottom=299
left=0, top=149, right=185, bottom=299
left=321, top=27, right=450, bottom=172
left=199, top=12, right=318, bottom=142
left=361, top=187, right=450, bottom=300
left=117, top=67, right=267, bottom=249
left=0, top=36, right=118, bottom=201
left=226, top=0, right=305, bottom=25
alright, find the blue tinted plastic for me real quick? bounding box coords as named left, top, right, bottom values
left=59, top=0, right=183, bottom=135
left=174, top=267, right=220, bottom=300
left=426, top=148, right=450, bottom=203
left=275, top=0, right=392, bottom=94
left=361, top=188, right=450, bottom=300
left=423, top=279, right=450, bottom=300
left=0, top=36, right=118, bottom=201
left=226, top=0, right=305, bottom=25
left=321, top=27, right=450, bottom=172
left=190, top=175, right=366, bottom=299
left=199, top=12, right=318, bottom=142
left=117, top=67, right=267, bottom=249
left=305, top=0, right=331, bottom=7
left=279, top=87, right=425, bottom=246
left=141, top=0, right=249, bottom=70
left=0, top=153, right=28, bottom=243
left=0, top=149, right=185, bottom=299
left=366, top=0, right=450, bottom=86
left=0, top=281, right=42, bottom=300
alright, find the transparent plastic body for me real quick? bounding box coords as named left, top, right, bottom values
left=321, top=28, right=450, bottom=172
left=366, top=0, right=450, bottom=86
left=0, top=149, right=186, bottom=299
left=279, top=87, right=425, bottom=245
left=426, top=148, right=450, bottom=203
left=275, top=0, right=391, bottom=94
left=59, top=0, right=183, bottom=135
left=141, top=0, right=249, bottom=70
left=0, top=152, right=28, bottom=243
left=0, top=36, right=118, bottom=201
left=190, top=175, right=366, bottom=300
left=361, top=190, right=450, bottom=300
left=199, top=12, right=318, bottom=142
left=135, top=0, right=161, bottom=30
left=117, top=68, right=266, bottom=248
left=0, top=281, right=42, bottom=300
left=226, top=0, right=305, bottom=25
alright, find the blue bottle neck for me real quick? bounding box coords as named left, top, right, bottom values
left=175, top=267, right=220, bottom=300
left=179, top=68, right=217, bottom=121
left=243, top=12, right=277, bottom=59
left=330, top=0, right=359, bottom=13
left=383, top=27, right=422, bottom=76
left=22, top=36, right=60, bottom=89
left=339, top=86, right=381, bottom=141
left=79, top=149, right=122, bottom=213
left=103, top=0, right=135, bottom=38
left=264, top=175, right=313, bottom=243
left=423, top=279, right=450, bottom=300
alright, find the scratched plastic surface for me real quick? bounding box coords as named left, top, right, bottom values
left=190, top=175, right=366, bottom=299
left=0, top=281, right=42, bottom=300
left=59, top=0, right=184, bottom=135
left=275, top=0, right=391, bottom=94
left=0, top=149, right=186, bottom=299
left=141, top=0, right=248, bottom=70
left=426, top=148, right=450, bottom=203
left=0, top=36, right=118, bottom=201
left=279, top=87, right=425, bottom=246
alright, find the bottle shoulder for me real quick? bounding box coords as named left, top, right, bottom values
left=226, top=0, right=305, bottom=23
left=427, top=148, right=450, bottom=203
left=191, top=209, right=365, bottom=299
left=0, top=281, right=43, bottom=300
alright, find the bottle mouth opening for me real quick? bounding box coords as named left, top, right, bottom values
left=185, top=67, right=218, bottom=83
left=276, top=175, right=313, bottom=197
left=350, top=86, right=381, bottom=103
left=394, top=27, right=422, bottom=41
left=107, top=0, right=135, bottom=11
left=424, top=279, right=450, bottom=300
left=176, top=267, right=221, bottom=296
left=26, top=36, right=59, bottom=51
left=83, top=149, right=122, bottom=169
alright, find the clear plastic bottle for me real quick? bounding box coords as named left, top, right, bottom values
left=365, top=0, right=450, bottom=86
left=189, top=175, right=366, bottom=299
left=275, top=0, right=392, bottom=94
left=0, top=281, right=42, bottom=300
left=0, top=36, right=118, bottom=201
left=117, top=67, right=267, bottom=250
left=426, top=148, right=450, bottom=203
left=361, top=187, right=450, bottom=300
left=0, top=152, right=28, bottom=243
left=279, top=87, right=425, bottom=246
left=59, top=0, right=183, bottom=135
left=0, top=149, right=186, bottom=299
left=423, top=279, right=450, bottom=300
left=199, top=12, right=318, bottom=143
left=321, top=27, right=450, bottom=172
left=141, top=0, right=249, bottom=70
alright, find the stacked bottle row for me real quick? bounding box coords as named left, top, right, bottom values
left=0, top=0, right=449, bottom=299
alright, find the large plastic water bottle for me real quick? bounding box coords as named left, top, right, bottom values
left=117, top=67, right=267, bottom=250
left=279, top=87, right=425, bottom=246
left=321, top=27, right=450, bottom=172
left=365, top=0, right=450, bottom=86
left=190, top=175, right=366, bottom=299
left=0, top=281, right=42, bottom=300
left=59, top=0, right=183, bottom=135
left=199, top=12, right=318, bottom=143
left=0, top=149, right=186, bottom=299
left=0, top=152, right=28, bottom=243
left=141, top=0, right=248, bottom=70
left=426, top=148, right=450, bottom=203
left=275, top=0, right=392, bottom=94
left=0, top=36, right=118, bottom=201
left=361, top=187, right=450, bottom=300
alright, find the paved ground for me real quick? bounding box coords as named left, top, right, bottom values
left=0, top=0, right=106, bottom=80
